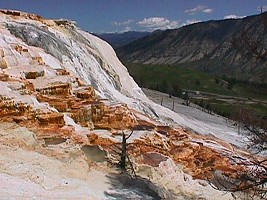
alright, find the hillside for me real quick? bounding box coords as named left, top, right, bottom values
left=124, top=62, right=267, bottom=125
left=117, top=12, right=267, bottom=83
left=95, top=31, right=150, bottom=47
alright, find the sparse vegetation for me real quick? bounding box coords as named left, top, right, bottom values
left=124, top=62, right=267, bottom=127
left=124, top=62, right=267, bottom=99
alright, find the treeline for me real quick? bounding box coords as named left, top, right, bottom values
left=221, top=76, right=267, bottom=89
left=136, top=76, right=266, bottom=122
left=135, top=78, right=184, bottom=97
left=192, top=98, right=233, bottom=117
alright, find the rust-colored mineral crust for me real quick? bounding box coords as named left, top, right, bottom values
left=131, top=130, right=242, bottom=180
left=0, top=28, right=250, bottom=187
left=0, top=72, right=246, bottom=183
left=75, top=86, right=96, bottom=100
left=36, top=113, right=65, bottom=126
left=36, top=83, right=72, bottom=95
left=94, top=104, right=138, bottom=130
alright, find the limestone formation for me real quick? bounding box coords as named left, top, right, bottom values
left=75, top=86, right=96, bottom=100
left=0, top=73, right=8, bottom=81
left=24, top=70, right=45, bottom=79
left=36, top=113, right=65, bottom=126
left=36, top=83, right=72, bottom=95
left=0, top=9, right=262, bottom=199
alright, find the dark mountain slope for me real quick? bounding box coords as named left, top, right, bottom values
left=96, top=31, right=150, bottom=47
left=117, top=19, right=242, bottom=64
left=199, top=12, right=267, bottom=82
left=117, top=12, right=267, bottom=82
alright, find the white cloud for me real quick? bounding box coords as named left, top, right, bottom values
left=185, top=5, right=205, bottom=14
left=137, top=17, right=179, bottom=30
left=224, top=14, right=246, bottom=19
left=184, top=5, right=214, bottom=15
left=203, top=8, right=213, bottom=14
left=186, top=19, right=202, bottom=25
left=113, top=19, right=134, bottom=26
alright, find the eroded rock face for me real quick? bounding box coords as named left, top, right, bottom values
left=75, top=86, right=96, bottom=100
left=36, top=113, right=65, bottom=126
left=95, top=104, right=138, bottom=130
left=24, top=70, right=44, bottom=79
left=129, top=131, right=238, bottom=180
left=0, top=96, right=31, bottom=118
left=36, top=83, right=72, bottom=95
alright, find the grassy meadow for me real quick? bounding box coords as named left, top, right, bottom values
left=123, top=62, right=267, bottom=120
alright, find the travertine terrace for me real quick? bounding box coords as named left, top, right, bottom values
left=0, top=9, right=258, bottom=199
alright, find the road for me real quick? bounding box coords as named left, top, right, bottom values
left=183, top=89, right=267, bottom=104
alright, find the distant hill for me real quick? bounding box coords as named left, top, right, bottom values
left=96, top=31, right=150, bottom=47
left=117, top=12, right=267, bottom=83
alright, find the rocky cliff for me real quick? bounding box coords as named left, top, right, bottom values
left=0, top=10, right=263, bottom=199
left=117, top=12, right=267, bottom=82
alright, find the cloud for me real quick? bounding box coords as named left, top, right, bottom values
left=258, top=5, right=267, bottom=12
left=121, top=26, right=132, bottom=32
left=186, top=19, right=202, bottom=25
left=184, top=5, right=214, bottom=15
left=137, top=17, right=179, bottom=30
left=224, top=14, right=246, bottom=19
left=113, top=19, right=134, bottom=26
left=203, top=8, right=213, bottom=14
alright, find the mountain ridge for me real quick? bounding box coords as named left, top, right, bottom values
left=117, top=12, right=267, bottom=83
left=95, top=31, right=151, bottom=47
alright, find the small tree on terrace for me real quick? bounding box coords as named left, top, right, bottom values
left=110, top=130, right=136, bottom=176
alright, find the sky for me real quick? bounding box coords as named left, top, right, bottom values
left=0, top=0, right=266, bottom=33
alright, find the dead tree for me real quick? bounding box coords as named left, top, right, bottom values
left=209, top=157, right=267, bottom=199
left=110, top=131, right=136, bottom=176
left=233, top=108, right=267, bottom=152
left=210, top=108, right=267, bottom=199
left=120, top=131, right=127, bottom=170
left=182, top=91, right=191, bottom=106
left=120, top=131, right=136, bottom=175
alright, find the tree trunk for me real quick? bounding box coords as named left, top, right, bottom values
left=120, top=132, right=127, bottom=170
